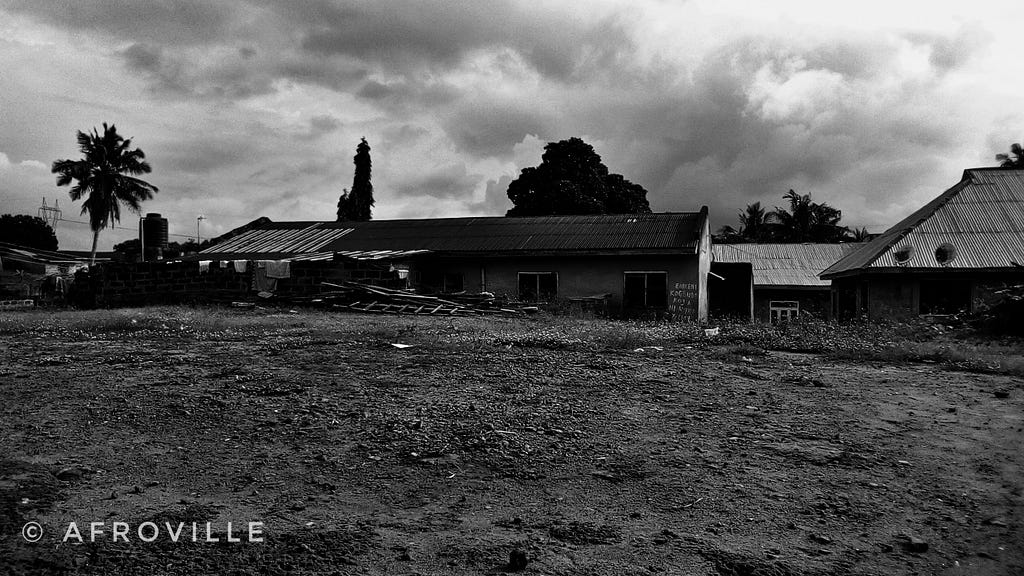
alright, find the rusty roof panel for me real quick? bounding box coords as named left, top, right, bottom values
left=714, top=243, right=860, bottom=286
left=822, top=169, right=1024, bottom=277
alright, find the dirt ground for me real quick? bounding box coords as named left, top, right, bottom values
left=0, top=309, right=1021, bottom=575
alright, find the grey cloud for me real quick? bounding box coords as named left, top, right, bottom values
left=160, top=137, right=260, bottom=175
left=380, top=124, right=431, bottom=149
left=905, top=24, right=990, bottom=73
left=442, top=102, right=553, bottom=158
left=356, top=80, right=394, bottom=100
left=393, top=163, right=479, bottom=200
left=307, top=115, right=343, bottom=138
left=562, top=34, right=965, bottom=224
left=468, top=175, right=513, bottom=214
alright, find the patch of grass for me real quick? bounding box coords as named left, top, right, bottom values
left=5, top=306, right=1022, bottom=376
left=831, top=341, right=1024, bottom=376
left=712, top=343, right=769, bottom=360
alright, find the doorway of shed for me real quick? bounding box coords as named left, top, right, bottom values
left=708, top=262, right=753, bottom=321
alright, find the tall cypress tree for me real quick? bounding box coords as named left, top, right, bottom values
left=337, top=138, right=374, bottom=221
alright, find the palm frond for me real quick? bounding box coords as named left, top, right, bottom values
left=56, top=123, right=158, bottom=235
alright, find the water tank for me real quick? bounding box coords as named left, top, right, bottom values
left=140, top=213, right=169, bottom=261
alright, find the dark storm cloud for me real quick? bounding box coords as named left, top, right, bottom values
left=280, top=0, right=641, bottom=87
left=119, top=43, right=187, bottom=95
left=9, top=0, right=640, bottom=108
left=2, top=0, right=1006, bottom=238
left=2, top=0, right=241, bottom=44
left=117, top=42, right=279, bottom=99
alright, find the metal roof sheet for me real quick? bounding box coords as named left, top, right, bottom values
left=0, top=242, right=93, bottom=266
left=713, top=243, right=861, bottom=287
left=822, top=168, right=1024, bottom=277
left=200, top=225, right=353, bottom=254
left=200, top=212, right=707, bottom=256
left=184, top=249, right=430, bottom=262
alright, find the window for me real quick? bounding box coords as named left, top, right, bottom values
left=443, top=272, right=464, bottom=293
left=623, top=272, right=668, bottom=308
left=919, top=279, right=970, bottom=315
left=518, top=272, right=557, bottom=301
left=770, top=301, right=799, bottom=324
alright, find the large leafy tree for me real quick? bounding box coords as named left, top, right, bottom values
left=51, top=123, right=158, bottom=264
left=506, top=137, right=652, bottom=216
left=996, top=142, right=1024, bottom=168
left=0, top=214, right=58, bottom=251
left=767, top=189, right=849, bottom=242
left=337, top=138, right=374, bottom=221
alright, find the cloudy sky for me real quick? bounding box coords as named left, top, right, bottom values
left=1, top=1, right=1021, bottom=250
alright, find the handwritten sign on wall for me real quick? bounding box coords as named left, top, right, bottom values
left=669, top=282, right=698, bottom=320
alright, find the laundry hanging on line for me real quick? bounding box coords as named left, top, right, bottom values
left=265, top=260, right=291, bottom=279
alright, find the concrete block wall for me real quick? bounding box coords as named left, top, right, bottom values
left=84, top=258, right=403, bottom=308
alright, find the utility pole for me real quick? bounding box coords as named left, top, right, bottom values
left=38, top=197, right=62, bottom=229
left=196, top=215, right=205, bottom=244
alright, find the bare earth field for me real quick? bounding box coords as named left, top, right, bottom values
left=0, top=308, right=1021, bottom=575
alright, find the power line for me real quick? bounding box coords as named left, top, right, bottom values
left=57, top=217, right=196, bottom=239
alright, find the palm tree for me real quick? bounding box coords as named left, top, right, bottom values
left=767, top=189, right=849, bottom=242
left=52, top=124, right=158, bottom=264
left=996, top=143, right=1024, bottom=168
left=738, top=202, right=768, bottom=242
left=851, top=226, right=872, bottom=242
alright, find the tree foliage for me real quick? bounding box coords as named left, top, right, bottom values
left=337, top=138, right=374, bottom=221
left=112, top=238, right=205, bottom=261
left=996, top=142, right=1024, bottom=169
left=768, top=189, right=849, bottom=243
left=506, top=138, right=652, bottom=216
left=0, top=214, right=59, bottom=251
left=715, top=191, right=851, bottom=243
left=51, top=123, right=158, bottom=263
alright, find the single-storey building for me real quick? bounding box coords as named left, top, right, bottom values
left=821, top=168, right=1024, bottom=320
left=184, top=209, right=713, bottom=320
left=0, top=241, right=94, bottom=302
left=710, top=243, right=861, bottom=322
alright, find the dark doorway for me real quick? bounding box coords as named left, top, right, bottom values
left=919, top=278, right=971, bottom=315
left=708, top=262, right=752, bottom=321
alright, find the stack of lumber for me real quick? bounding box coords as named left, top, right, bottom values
left=308, top=281, right=525, bottom=316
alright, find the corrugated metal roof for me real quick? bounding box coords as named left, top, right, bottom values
left=822, top=168, right=1024, bottom=278
left=184, top=249, right=430, bottom=262
left=200, top=225, right=353, bottom=254
left=200, top=212, right=707, bottom=256
left=714, top=243, right=861, bottom=287
left=0, top=242, right=93, bottom=266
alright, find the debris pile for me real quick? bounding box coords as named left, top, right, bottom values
left=300, top=281, right=527, bottom=316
